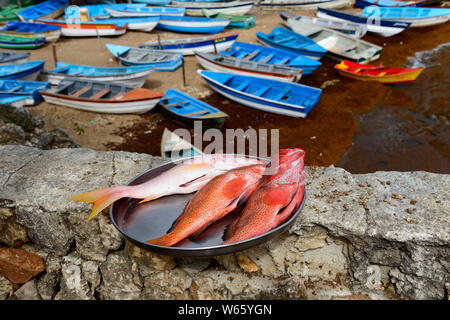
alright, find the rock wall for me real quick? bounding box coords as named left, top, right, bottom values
left=0, top=145, right=448, bottom=300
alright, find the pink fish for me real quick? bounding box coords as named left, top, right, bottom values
left=146, top=163, right=267, bottom=247
left=70, top=154, right=263, bottom=221
left=224, top=149, right=305, bottom=244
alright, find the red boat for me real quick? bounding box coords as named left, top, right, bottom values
left=334, top=60, right=424, bottom=83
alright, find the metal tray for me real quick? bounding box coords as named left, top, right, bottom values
left=110, top=156, right=306, bottom=257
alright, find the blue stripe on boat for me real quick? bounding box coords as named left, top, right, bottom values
left=318, top=8, right=411, bottom=28
left=2, top=21, right=61, bottom=32
left=355, top=0, right=423, bottom=8
left=0, top=60, right=45, bottom=79
left=221, top=41, right=321, bottom=75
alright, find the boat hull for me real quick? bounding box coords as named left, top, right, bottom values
left=156, top=18, right=230, bottom=34
left=40, top=93, right=161, bottom=114
left=0, top=29, right=61, bottom=42
left=261, top=0, right=350, bottom=10
left=171, top=2, right=254, bottom=17
left=106, top=7, right=185, bottom=18
left=36, top=20, right=127, bottom=37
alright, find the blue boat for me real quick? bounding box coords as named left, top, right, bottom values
left=355, top=0, right=423, bottom=8
left=0, top=60, right=45, bottom=80
left=220, top=41, right=321, bottom=75
left=64, top=4, right=146, bottom=19
left=159, top=89, right=229, bottom=129
left=317, top=8, right=411, bottom=37
left=157, top=15, right=231, bottom=34
left=198, top=70, right=321, bottom=118
left=361, top=7, right=450, bottom=27
left=40, top=62, right=156, bottom=87
left=256, top=27, right=326, bottom=60
left=106, top=44, right=183, bottom=71
left=17, top=0, right=69, bottom=22
left=0, top=79, right=50, bottom=107
left=0, top=21, right=62, bottom=42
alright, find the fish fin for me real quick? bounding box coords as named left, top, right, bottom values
left=223, top=219, right=238, bottom=241
left=137, top=195, right=157, bottom=205
left=70, top=186, right=128, bottom=221
left=274, top=184, right=305, bottom=227
left=146, top=233, right=177, bottom=247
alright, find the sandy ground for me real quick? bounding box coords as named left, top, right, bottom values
left=4, top=3, right=449, bottom=168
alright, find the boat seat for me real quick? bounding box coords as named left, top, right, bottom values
left=233, top=80, right=250, bottom=92
left=138, top=53, right=150, bottom=61
left=69, top=70, right=83, bottom=75
left=71, top=86, right=92, bottom=97
left=184, top=110, right=210, bottom=117
left=276, top=36, right=295, bottom=44
left=260, top=54, right=274, bottom=63
left=244, top=50, right=260, bottom=60
left=8, top=85, right=23, bottom=92
left=90, top=89, right=110, bottom=100
left=111, top=91, right=125, bottom=100
left=156, top=55, right=168, bottom=62
left=253, top=85, right=271, bottom=97
left=273, top=87, right=291, bottom=101
left=278, top=57, right=290, bottom=65
left=164, top=100, right=188, bottom=108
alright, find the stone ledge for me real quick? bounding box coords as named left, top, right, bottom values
left=0, top=145, right=448, bottom=300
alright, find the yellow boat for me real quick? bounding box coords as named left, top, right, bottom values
left=335, top=60, right=424, bottom=83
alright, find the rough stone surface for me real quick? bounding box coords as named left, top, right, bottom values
left=0, top=274, right=12, bottom=300
left=0, top=146, right=448, bottom=300
left=12, top=279, right=40, bottom=300
left=0, top=207, right=29, bottom=247
left=0, top=248, right=45, bottom=285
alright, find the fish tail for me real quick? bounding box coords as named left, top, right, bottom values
left=146, top=233, right=179, bottom=247
left=69, top=186, right=129, bottom=221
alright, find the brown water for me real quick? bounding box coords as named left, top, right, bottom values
left=110, top=25, right=450, bottom=174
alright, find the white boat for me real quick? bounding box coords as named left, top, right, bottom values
left=279, top=12, right=367, bottom=39
left=260, top=0, right=351, bottom=10
left=169, top=1, right=254, bottom=17
left=94, top=16, right=160, bottom=32
left=105, top=6, right=185, bottom=17
left=285, top=19, right=382, bottom=63
left=40, top=79, right=164, bottom=114
left=40, top=63, right=156, bottom=87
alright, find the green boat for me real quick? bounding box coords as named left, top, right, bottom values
left=0, top=34, right=45, bottom=49
left=202, top=9, right=255, bottom=29
left=0, top=0, right=38, bottom=23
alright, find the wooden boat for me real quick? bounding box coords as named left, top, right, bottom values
left=156, top=15, right=231, bottom=34
left=141, top=32, right=239, bottom=56
left=0, top=60, right=45, bottom=81
left=36, top=19, right=127, bottom=37
left=285, top=19, right=382, bottom=63
left=0, top=79, right=50, bottom=107
left=132, top=0, right=172, bottom=5
left=361, top=7, right=450, bottom=27
left=198, top=70, right=321, bottom=118
left=17, top=0, right=70, bottom=22
left=160, top=128, right=203, bottom=159
left=195, top=51, right=303, bottom=82
left=355, top=0, right=424, bottom=8
left=64, top=4, right=146, bottom=19
left=40, top=79, right=164, bottom=114
left=105, top=6, right=186, bottom=18
left=93, top=16, right=160, bottom=32
left=40, top=62, right=155, bottom=87
left=221, top=41, right=321, bottom=75
left=0, top=52, right=29, bottom=66
left=256, top=27, right=327, bottom=60
left=159, top=89, right=229, bottom=129
left=0, top=34, right=45, bottom=49
left=169, top=1, right=254, bottom=17
left=0, top=21, right=61, bottom=42
left=260, top=0, right=351, bottom=10
left=279, top=12, right=367, bottom=38
left=334, top=60, right=424, bottom=83
left=317, top=8, right=411, bottom=37
left=106, top=44, right=183, bottom=71
left=202, top=9, right=255, bottom=29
